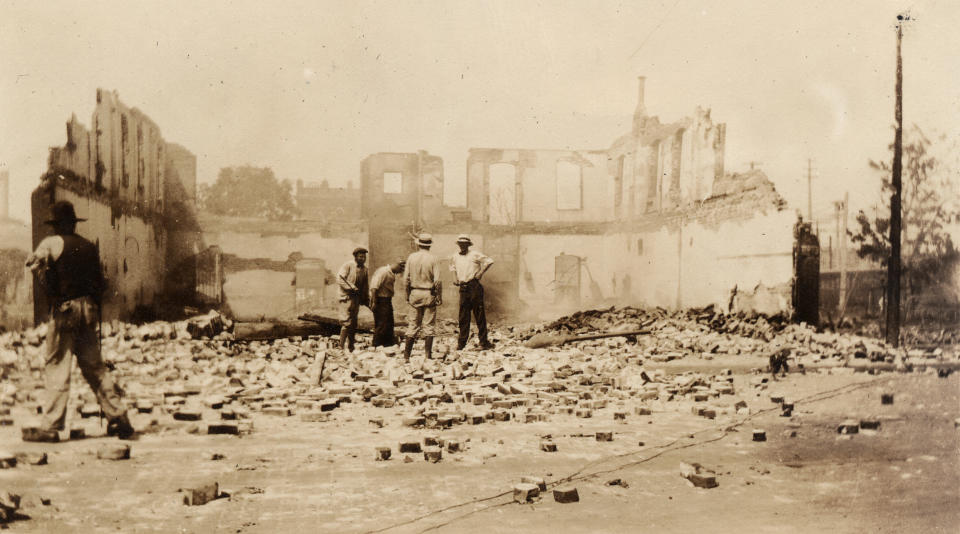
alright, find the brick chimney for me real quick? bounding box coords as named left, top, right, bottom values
left=632, top=76, right=647, bottom=135
left=0, top=169, right=8, bottom=220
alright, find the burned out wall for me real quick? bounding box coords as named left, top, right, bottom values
left=466, top=149, right=614, bottom=225
left=32, top=89, right=197, bottom=322
left=198, top=216, right=366, bottom=321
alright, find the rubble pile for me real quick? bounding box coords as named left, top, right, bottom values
left=0, top=307, right=952, bottom=448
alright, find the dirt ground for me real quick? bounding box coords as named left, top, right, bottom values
left=2, top=356, right=957, bottom=534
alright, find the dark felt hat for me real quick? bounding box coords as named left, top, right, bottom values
left=352, top=247, right=369, bottom=256
left=44, top=201, right=86, bottom=225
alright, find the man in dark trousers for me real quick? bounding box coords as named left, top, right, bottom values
left=450, top=234, right=495, bottom=350
left=336, top=247, right=369, bottom=353
left=24, top=201, right=133, bottom=442
left=369, top=260, right=405, bottom=347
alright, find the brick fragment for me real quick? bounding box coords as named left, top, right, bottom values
left=575, top=408, right=592, bottom=418
left=837, top=420, right=859, bottom=434
left=423, top=446, right=442, bottom=463
left=300, top=411, right=330, bottom=422
left=540, top=441, right=557, bottom=452
left=173, top=410, right=202, bottom=421
left=398, top=440, right=422, bottom=453
left=595, top=431, right=613, bottom=442
left=859, top=419, right=881, bottom=430
left=403, top=417, right=425, bottom=428
left=207, top=424, right=239, bottom=435
left=69, top=427, right=85, bottom=440
left=881, top=393, right=894, bottom=405
left=492, top=410, right=510, bottom=422
left=521, top=476, right=547, bottom=492
left=634, top=406, right=651, bottom=416
left=513, top=483, right=539, bottom=503
left=14, top=452, right=47, bottom=465
left=136, top=400, right=154, bottom=414
left=181, top=482, right=219, bottom=506
left=97, top=444, right=131, bottom=461
left=752, top=429, right=766, bottom=442
left=0, top=452, right=16, bottom=469
left=445, top=440, right=461, bottom=453
left=369, top=417, right=384, bottom=428
left=613, top=411, right=627, bottom=420
left=553, top=487, right=579, bottom=503
left=375, top=447, right=391, bottom=461
left=261, top=407, right=291, bottom=417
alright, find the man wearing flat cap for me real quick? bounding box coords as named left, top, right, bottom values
left=402, top=233, right=442, bottom=359
left=24, top=200, right=133, bottom=442
left=369, top=259, right=405, bottom=347
left=450, top=234, right=495, bottom=350
left=337, top=246, right=370, bottom=353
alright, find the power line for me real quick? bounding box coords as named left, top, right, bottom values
left=628, top=0, right=683, bottom=59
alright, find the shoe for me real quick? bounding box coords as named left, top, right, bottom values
left=22, top=427, right=60, bottom=443
left=107, top=416, right=136, bottom=440
left=479, top=341, right=496, bottom=350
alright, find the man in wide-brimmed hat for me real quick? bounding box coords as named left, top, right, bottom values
left=336, top=246, right=370, bottom=353
left=402, top=233, right=442, bottom=359
left=368, top=259, right=405, bottom=347
left=450, top=234, right=495, bottom=350
left=23, top=201, right=134, bottom=442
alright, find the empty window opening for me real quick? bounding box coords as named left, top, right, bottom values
left=383, top=172, right=402, bottom=194
left=556, top=161, right=582, bottom=210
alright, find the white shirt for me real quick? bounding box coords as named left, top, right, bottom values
left=450, top=249, right=494, bottom=284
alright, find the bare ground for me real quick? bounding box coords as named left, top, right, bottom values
left=2, top=361, right=958, bottom=534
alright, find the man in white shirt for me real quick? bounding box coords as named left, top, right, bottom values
left=450, top=234, right=495, bottom=350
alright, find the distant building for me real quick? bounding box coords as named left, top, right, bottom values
left=295, top=179, right=361, bottom=221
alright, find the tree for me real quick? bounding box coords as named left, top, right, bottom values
left=850, top=125, right=958, bottom=300
left=199, top=166, right=298, bottom=220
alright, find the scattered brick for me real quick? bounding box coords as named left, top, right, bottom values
left=881, top=393, right=894, bottom=405
left=837, top=420, right=859, bottom=434
left=207, top=424, right=239, bottom=435
left=595, top=431, right=613, bottom=442
left=521, top=476, right=547, bottom=492
left=375, top=447, right=391, bottom=461
left=97, top=444, right=131, bottom=461
left=513, top=483, right=539, bottom=503
left=173, top=410, right=202, bottom=421
left=553, top=487, right=579, bottom=503
left=398, top=440, right=422, bottom=454
left=14, top=452, right=47, bottom=466
left=423, top=446, right=442, bottom=463
left=540, top=441, right=557, bottom=452
left=752, top=429, right=766, bottom=442
left=181, top=482, right=219, bottom=506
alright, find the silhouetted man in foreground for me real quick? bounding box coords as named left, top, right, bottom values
left=25, top=201, right=133, bottom=442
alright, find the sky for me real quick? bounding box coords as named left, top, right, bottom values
left=1, top=0, right=958, bottom=225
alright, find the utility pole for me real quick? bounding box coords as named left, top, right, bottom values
left=838, top=191, right=849, bottom=319
left=886, top=14, right=908, bottom=347
left=807, top=159, right=813, bottom=223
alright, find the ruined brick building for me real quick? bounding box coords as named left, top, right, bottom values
left=31, top=89, right=199, bottom=322
left=360, top=78, right=805, bottom=321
